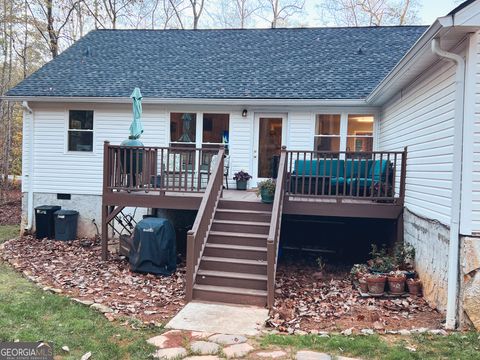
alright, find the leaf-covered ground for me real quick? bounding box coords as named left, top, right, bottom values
left=0, top=189, right=21, bottom=226
left=268, top=262, right=443, bottom=332
left=2, top=236, right=186, bottom=324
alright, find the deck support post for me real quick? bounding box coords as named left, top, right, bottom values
left=101, top=205, right=109, bottom=260
left=396, top=211, right=404, bottom=245
left=101, top=141, right=110, bottom=261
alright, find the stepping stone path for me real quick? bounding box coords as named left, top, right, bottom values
left=147, top=330, right=362, bottom=359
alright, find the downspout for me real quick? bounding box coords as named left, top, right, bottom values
left=431, top=38, right=465, bottom=330
left=21, top=101, right=34, bottom=231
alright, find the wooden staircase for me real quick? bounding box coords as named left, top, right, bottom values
left=192, top=199, right=273, bottom=306
left=186, top=146, right=286, bottom=309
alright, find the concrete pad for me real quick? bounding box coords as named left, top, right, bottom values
left=166, top=302, right=268, bottom=336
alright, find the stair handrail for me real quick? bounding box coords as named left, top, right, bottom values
left=267, top=146, right=287, bottom=308
left=185, top=146, right=225, bottom=302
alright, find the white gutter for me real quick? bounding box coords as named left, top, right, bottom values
left=2, top=96, right=367, bottom=107
left=431, top=38, right=465, bottom=330
left=21, top=101, right=35, bottom=231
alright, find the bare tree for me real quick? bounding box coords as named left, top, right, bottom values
left=26, top=0, right=82, bottom=58
left=319, top=0, right=420, bottom=27
left=210, top=0, right=260, bottom=28
left=168, top=0, right=205, bottom=29
left=260, top=0, right=305, bottom=28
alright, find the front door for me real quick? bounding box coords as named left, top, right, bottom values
left=253, top=114, right=286, bottom=184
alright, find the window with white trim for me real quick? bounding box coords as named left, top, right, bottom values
left=346, top=115, right=374, bottom=152
left=314, top=114, right=341, bottom=155
left=314, top=113, right=374, bottom=154
left=202, top=113, right=229, bottom=150
left=68, top=110, right=94, bottom=152
left=170, top=112, right=197, bottom=147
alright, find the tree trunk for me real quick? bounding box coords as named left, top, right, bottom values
left=46, top=0, right=59, bottom=58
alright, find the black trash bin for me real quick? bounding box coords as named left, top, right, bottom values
left=129, top=217, right=176, bottom=276
left=54, top=210, right=79, bottom=241
left=35, top=205, right=61, bottom=239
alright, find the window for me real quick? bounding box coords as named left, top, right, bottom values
left=68, top=110, right=94, bottom=152
left=202, top=113, right=229, bottom=149
left=314, top=114, right=341, bottom=154
left=170, top=112, right=196, bottom=147
left=346, top=115, right=374, bottom=152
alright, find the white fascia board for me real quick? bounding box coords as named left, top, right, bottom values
left=1, top=95, right=368, bottom=107
left=452, top=0, right=480, bottom=27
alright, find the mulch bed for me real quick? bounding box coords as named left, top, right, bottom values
left=1, top=234, right=443, bottom=332
left=267, top=263, right=443, bottom=333
left=0, top=190, right=21, bottom=226
left=1, top=236, right=185, bottom=324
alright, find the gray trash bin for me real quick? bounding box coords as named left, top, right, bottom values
left=54, top=210, right=79, bottom=241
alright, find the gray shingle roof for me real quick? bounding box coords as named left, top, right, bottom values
left=7, top=26, right=427, bottom=99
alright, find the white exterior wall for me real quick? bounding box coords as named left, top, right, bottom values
left=471, top=31, right=480, bottom=233
left=28, top=102, right=168, bottom=196
left=379, top=59, right=457, bottom=226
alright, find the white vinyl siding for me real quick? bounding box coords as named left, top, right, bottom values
left=379, top=59, right=457, bottom=226
left=472, top=31, right=480, bottom=232
left=30, top=103, right=168, bottom=195
left=229, top=111, right=253, bottom=186
left=287, top=112, right=314, bottom=151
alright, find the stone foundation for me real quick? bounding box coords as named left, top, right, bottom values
left=460, top=235, right=480, bottom=330
left=404, top=208, right=450, bottom=312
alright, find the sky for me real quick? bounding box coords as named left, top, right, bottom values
left=298, top=0, right=462, bottom=27
left=419, top=0, right=460, bottom=24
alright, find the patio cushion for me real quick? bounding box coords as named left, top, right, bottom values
left=370, top=160, right=389, bottom=181
left=294, top=159, right=344, bottom=177
left=346, top=159, right=372, bottom=178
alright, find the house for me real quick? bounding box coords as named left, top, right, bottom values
left=4, top=0, right=480, bottom=330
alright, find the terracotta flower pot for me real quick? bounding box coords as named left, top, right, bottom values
left=388, top=276, right=406, bottom=295
left=366, top=276, right=386, bottom=296
left=358, top=278, right=369, bottom=293
left=407, top=279, right=422, bottom=296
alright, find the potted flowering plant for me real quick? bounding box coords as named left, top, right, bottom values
left=387, top=270, right=407, bottom=295
left=406, top=278, right=422, bottom=296
left=256, top=179, right=276, bottom=203
left=233, top=170, right=252, bottom=190
left=366, top=273, right=387, bottom=296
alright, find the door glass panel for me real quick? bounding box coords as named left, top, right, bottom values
left=258, top=118, right=282, bottom=178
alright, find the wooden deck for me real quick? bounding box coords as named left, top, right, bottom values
left=101, top=143, right=407, bottom=308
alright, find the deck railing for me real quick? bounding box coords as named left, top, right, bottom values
left=285, top=148, right=407, bottom=204
left=103, top=142, right=219, bottom=193
left=267, top=146, right=287, bottom=308
left=185, top=147, right=225, bottom=301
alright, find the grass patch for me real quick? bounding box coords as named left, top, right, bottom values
left=261, top=333, right=480, bottom=360
left=0, top=225, right=158, bottom=359
left=0, top=224, right=19, bottom=244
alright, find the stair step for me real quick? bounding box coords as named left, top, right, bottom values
left=197, top=269, right=267, bottom=281
left=215, top=208, right=272, bottom=222
left=204, top=243, right=267, bottom=260
left=192, top=284, right=267, bottom=306
left=196, top=270, right=267, bottom=290
left=218, top=199, right=272, bottom=212
left=200, top=256, right=267, bottom=274
left=209, top=231, right=269, bottom=247
left=211, top=219, right=270, bottom=234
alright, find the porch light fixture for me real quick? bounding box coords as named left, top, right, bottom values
left=242, top=109, right=248, bottom=117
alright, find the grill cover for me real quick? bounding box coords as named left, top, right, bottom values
left=129, top=217, right=176, bottom=275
